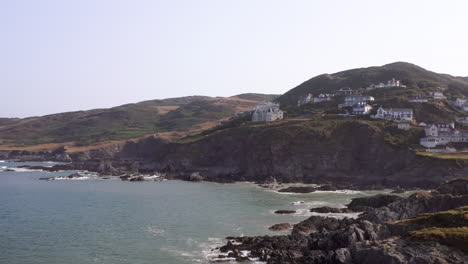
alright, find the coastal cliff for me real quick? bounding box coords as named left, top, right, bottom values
left=9, top=119, right=459, bottom=189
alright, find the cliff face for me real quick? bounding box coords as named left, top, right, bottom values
left=114, top=120, right=467, bottom=188
left=4, top=120, right=466, bottom=188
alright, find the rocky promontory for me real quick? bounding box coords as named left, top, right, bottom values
left=214, top=178, right=468, bottom=263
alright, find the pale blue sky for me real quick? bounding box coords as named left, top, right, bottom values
left=1, top=0, right=467, bottom=117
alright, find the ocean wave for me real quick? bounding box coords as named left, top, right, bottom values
left=0, top=160, right=5, bottom=163
left=54, top=176, right=91, bottom=180
left=313, top=190, right=362, bottom=194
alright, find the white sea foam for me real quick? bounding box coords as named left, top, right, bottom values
left=9, top=167, right=41, bottom=172
left=146, top=225, right=165, bottom=237
left=54, top=176, right=91, bottom=180
left=291, top=201, right=305, bottom=205
left=0, top=160, right=5, bottom=163
left=313, top=190, right=362, bottom=194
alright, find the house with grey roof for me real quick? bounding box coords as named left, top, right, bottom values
left=372, top=107, right=413, bottom=121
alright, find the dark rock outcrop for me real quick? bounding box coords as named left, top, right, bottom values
left=310, top=206, right=354, bottom=214
left=278, top=186, right=316, bottom=193
left=216, top=178, right=468, bottom=263
left=269, top=223, right=292, bottom=231
left=347, top=194, right=404, bottom=212
left=274, top=210, right=296, bottom=215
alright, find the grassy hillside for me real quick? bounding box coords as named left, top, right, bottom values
left=277, top=62, right=468, bottom=109
left=0, top=94, right=276, bottom=149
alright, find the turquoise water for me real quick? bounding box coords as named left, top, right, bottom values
left=0, top=161, right=388, bottom=264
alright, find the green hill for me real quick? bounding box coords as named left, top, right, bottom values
left=277, top=62, right=468, bottom=109
left=0, top=94, right=276, bottom=149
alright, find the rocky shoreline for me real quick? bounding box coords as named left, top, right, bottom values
left=213, top=178, right=468, bottom=264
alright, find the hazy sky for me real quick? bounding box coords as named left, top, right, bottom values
left=1, top=0, right=468, bottom=118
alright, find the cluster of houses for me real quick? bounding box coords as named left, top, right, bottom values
left=297, top=93, right=333, bottom=106
left=249, top=78, right=468, bottom=151
left=453, top=98, right=468, bottom=111
left=366, top=78, right=406, bottom=90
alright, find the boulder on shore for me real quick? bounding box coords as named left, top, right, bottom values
left=269, top=223, right=292, bottom=231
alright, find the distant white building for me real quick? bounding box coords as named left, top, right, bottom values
left=252, top=101, right=284, bottom=122
left=372, top=107, right=413, bottom=121
left=429, top=92, right=447, bottom=100
left=408, top=95, right=429, bottom=103
left=297, top=93, right=312, bottom=107
left=339, top=95, right=375, bottom=107
left=337, top=87, right=356, bottom=95
left=455, top=116, right=468, bottom=126
left=352, top=102, right=373, bottom=115
left=419, top=122, right=468, bottom=148
left=397, top=121, right=411, bottom=130
left=313, top=93, right=333, bottom=103
left=453, top=98, right=468, bottom=111
left=367, top=78, right=406, bottom=90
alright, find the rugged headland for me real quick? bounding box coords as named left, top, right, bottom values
left=3, top=62, right=468, bottom=189
left=214, top=178, right=468, bottom=263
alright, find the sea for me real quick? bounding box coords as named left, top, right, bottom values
left=0, top=161, right=391, bottom=264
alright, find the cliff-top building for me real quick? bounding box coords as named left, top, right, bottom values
left=372, top=107, right=413, bottom=121
left=419, top=122, right=468, bottom=148
left=252, top=101, right=284, bottom=122
left=367, top=78, right=406, bottom=90
left=297, top=93, right=312, bottom=107
left=339, top=95, right=375, bottom=107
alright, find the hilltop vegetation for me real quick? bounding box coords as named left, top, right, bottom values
left=0, top=94, right=276, bottom=149
left=277, top=62, right=468, bottom=110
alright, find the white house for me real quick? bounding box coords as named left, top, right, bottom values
left=339, top=95, right=375, bottom=107
left=408, top=95, right=429, bottom=103
left=397, top=121, right=411, bottom=130
left=455, top=116, right=468, bottom=126
left=352, top=102, right=373, bottom=115
left=429, top=92, right=447, bottom=100
left=419, top=122, right=468, bottom=148
left=372, top=107, right=413, bottom=121
left=252, top=101, right=284, bottom=122
left=297, top=93, right=312, bottom=107
left=337, top=87, right=355, bottom=95
left=453, top=98, right=468, bottom=111
left=367, top=78, right=406, bottom=90
left=313, top=94, right=333, bottom=103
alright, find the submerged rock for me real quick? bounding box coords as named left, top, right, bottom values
left=278, top=186, right=316, bottom=193
left=274, top=210, right=296, bottom=214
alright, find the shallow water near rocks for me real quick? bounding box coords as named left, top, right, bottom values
left=0, top=161, right=391, bottom=264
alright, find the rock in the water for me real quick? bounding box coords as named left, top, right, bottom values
left=278, top=186, right=316, bottom=193
left=67, top=173, right=81, bottom=179
left=189, top=172, right=203, bottom=182
left=269, top=223, right=292, bottom=231
left=274, top=210, right=296, bottom=214
left=129, top=176, right=145, bottom=182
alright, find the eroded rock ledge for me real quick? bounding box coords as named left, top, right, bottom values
left=214, top=178, right=468, bottom=264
